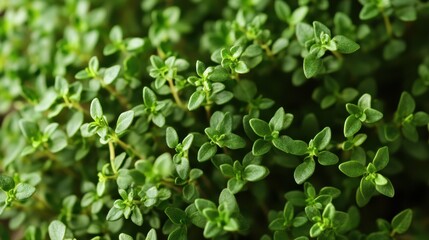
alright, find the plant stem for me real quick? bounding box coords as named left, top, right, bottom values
left=167, top=79, right=186, bottom=109
left=332, top=50, right=343, bottom=60
left=108, top=141, right=117, bottom=174
left=115, top=138, right=145, bottom=160
left=381, top=11, right=392, bottom=37
left=104, top=84, right=131, bottom=109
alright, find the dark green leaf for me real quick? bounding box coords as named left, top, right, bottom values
left=317, top=151, right=338, bottom=166
left=294, top=157, right=315, bottom=184
left=344, top=115, right=362, bottom=137
left=188, top=90, right=205, bottom=111
left=165, top=207, right=187, bottom=225
left=198, top=143, right=217, bottom=162
left=0, top=175, right=15, bottom=191
left=312, top=127, right=331, bottom=150
left=372, top=146, right=389, bottom=171
left=303, top=52, right=323, bottom=79
left=375, top=178, right=395, bottom=197
left=250, top=118, right=271, bottom=137
left=252, top=139, right=272, bottom=156
left=339, top=161, right=366, bottom=177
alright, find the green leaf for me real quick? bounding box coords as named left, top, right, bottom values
left=332, top=35, right=360, bottom=54
left=252, top=139, right=272, bottom=156
left=198, top=143, right=217, bottom=162
left=272, top=38, right=289, bottom=55
left=143, top=87, right=157, bottom=107
left=317, top=151, right=338, bottom=166
left=203, top=221, right=222, bottom=238
left=233, top=80, right=257, bottom=102
left=364, top=108, right=383, bottom=123
left=145, top=229, right=157, bottom=240
left=290, top=6, right=309, bottom=25
left=294, top=157, right=315, bottom=184
left=219, top=188, right=238, bottom=213
left=15, top=183, right=36, bottom=200
left=109, top=25, right=123, bottom=42
left=48, top=220, right=66, bottom=240
left=396, top=92, right=415, bottom=118
left=103, top=65, right=121, bottom=85
left=309, top=223, right=323, bottom=237
left=375, top=178, right=395, bottom=197
left=243, top=165, right=269, bottom=182
left=360, top=177, right=376, bottom=200
left=402, top=123, right=418, bottom=142
left=165, top=207, right=187, bottom=225
left=35, top=90, right=57, bottom=112
left=0, top=175, right=15, bottom=191
left=273, top=136, right=308, bottom=155
left=126, top=38, right=145, bottom=51
left=195, top=199, right=216, bottom=212
left=250, top=118, right=271, bottom=137
left=360, top=3, right=379, bottom=20
left=344, top=115, right=362, bottom=137
left=166, top=127, right=179, bottom=148
left=274, top=0, right=291, bottom=22
left=303, top=52, right=323, bottom=79
left=119, top=233, right=133, bottom=240
left=234, top=61, right=249, bottom=74
left=66, top=111, right=84, bottom=137
left=115, top=110, right=134, bottom=134
left=312, top=127, right=331, bottom=150
left=89, top=56, right=99, bottom=73
left=313, top=21, right=331, bottom=40
left=222, top=133, right=246, bottom=149
left=372, top=146, right=389, bottom=171
left=54, top=76, right=69, bottom=96
left=131, top=207, right=143, bottom=226
left=383, top=39, right=406, bottom=61
left=269, top=107, right=286, bottom=132
left=339, top=161, right=366, bottom=177
left=391, top=209, right=413, bottom=234
left=153, top=153, right=174, bottom=178
left=90, top=98, right=103, bottom=120
left=188, top=90, right=205, bottom=111
left=296, top=22, right=314, bottom=46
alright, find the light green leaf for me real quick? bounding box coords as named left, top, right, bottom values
left=332, top=35, right=360, bottom=54
left=15, top=183, right=36, bottom=200
left=188, top=90, right=205, bottom=111
left=115, top=110, right=134, bottom=134
left=391, top=209, right=413, bottom=234
left=274, top=0, right=291, bottom=22
left=145, top=229, right=157, bottom=240
left=48, top=220, right=66, bottom=240
left=243, top=165, right=269, bottom=182
left=90, top=98, right=103, bottom=120
left=103, top=65, right=121, bottom=85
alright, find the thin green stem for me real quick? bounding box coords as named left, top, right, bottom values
left=108, top=141, right=117, bottom=174
left=167, top=78, right=186, bottom=109
left=115, top=137, right=145, bottom=160
left=381, top=11, right=392, bottom=37
left=331, top=50, right=343, bottom=60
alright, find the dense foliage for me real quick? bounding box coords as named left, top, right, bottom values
left=1, top=0, right=429, bottom=239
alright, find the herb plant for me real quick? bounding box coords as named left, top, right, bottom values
left=1, top=0, right=429, bottom=239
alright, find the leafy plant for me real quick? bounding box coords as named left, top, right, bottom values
left=1, top=0, right=428, bottom=239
